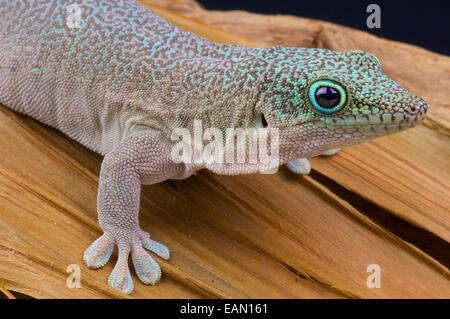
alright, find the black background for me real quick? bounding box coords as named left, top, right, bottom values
left=197, top=0, right=450, bottom=56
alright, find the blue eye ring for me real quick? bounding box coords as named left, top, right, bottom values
left=308, top=80, right=347, bottom=115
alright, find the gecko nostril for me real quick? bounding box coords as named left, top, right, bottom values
left=422, top=103, right=428, bottom=114
left=408, top=102, right=427, bottom=117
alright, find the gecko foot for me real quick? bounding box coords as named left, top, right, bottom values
left=83, top=230, right=170, bottom=294
left=320, top=148, right=341, bottom=156
left=286, top=158, right=311, bottom=175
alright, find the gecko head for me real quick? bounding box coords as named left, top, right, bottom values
left=256, top=48, right=427, bottom=161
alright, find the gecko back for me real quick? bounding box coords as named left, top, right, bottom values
left=0, top=0, right=221, bottom=154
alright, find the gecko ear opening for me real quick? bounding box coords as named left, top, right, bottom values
left=254, top=112, right=269, bottom=128
left=261, top=113, right=268, bottom=128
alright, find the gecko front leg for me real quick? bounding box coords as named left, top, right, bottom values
left=83, top=131, right=184, bottom=294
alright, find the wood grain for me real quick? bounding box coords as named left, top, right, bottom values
left=0, top=0, right=448, bottom=298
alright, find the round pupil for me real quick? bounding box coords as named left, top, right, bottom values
left=315, top=86, right=341, bottom=109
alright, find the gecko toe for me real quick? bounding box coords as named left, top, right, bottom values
left=132, top=241, right=162, bottom=285
left=286, top=158, right=311, bottom=175
left=83, top=233, right=115, bottom=269
left=142, top=238, right=170, bottom=260
left=108, top=247, right=134, bottom=294
left=139, top=230, right=170, bottom=260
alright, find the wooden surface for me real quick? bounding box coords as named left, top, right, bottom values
left=0, top=0, right=449, bottom=299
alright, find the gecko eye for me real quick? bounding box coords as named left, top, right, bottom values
left=315, top=87, right=340, bottom=108
left=308, top=80, right=347, bottom=115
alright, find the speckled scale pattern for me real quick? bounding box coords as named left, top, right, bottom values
left=0, top=0, right=426, bottom=293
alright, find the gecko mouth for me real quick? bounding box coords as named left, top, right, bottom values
left=304, top=109, right=426, bottom=139
left=315, top=109, right=425, bottom=132
left=323, top=111, right=424, bottom=126
left=315, top=120, right=419, bottom=138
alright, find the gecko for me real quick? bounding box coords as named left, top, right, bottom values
left=0, top=0, right=427, bottom=294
